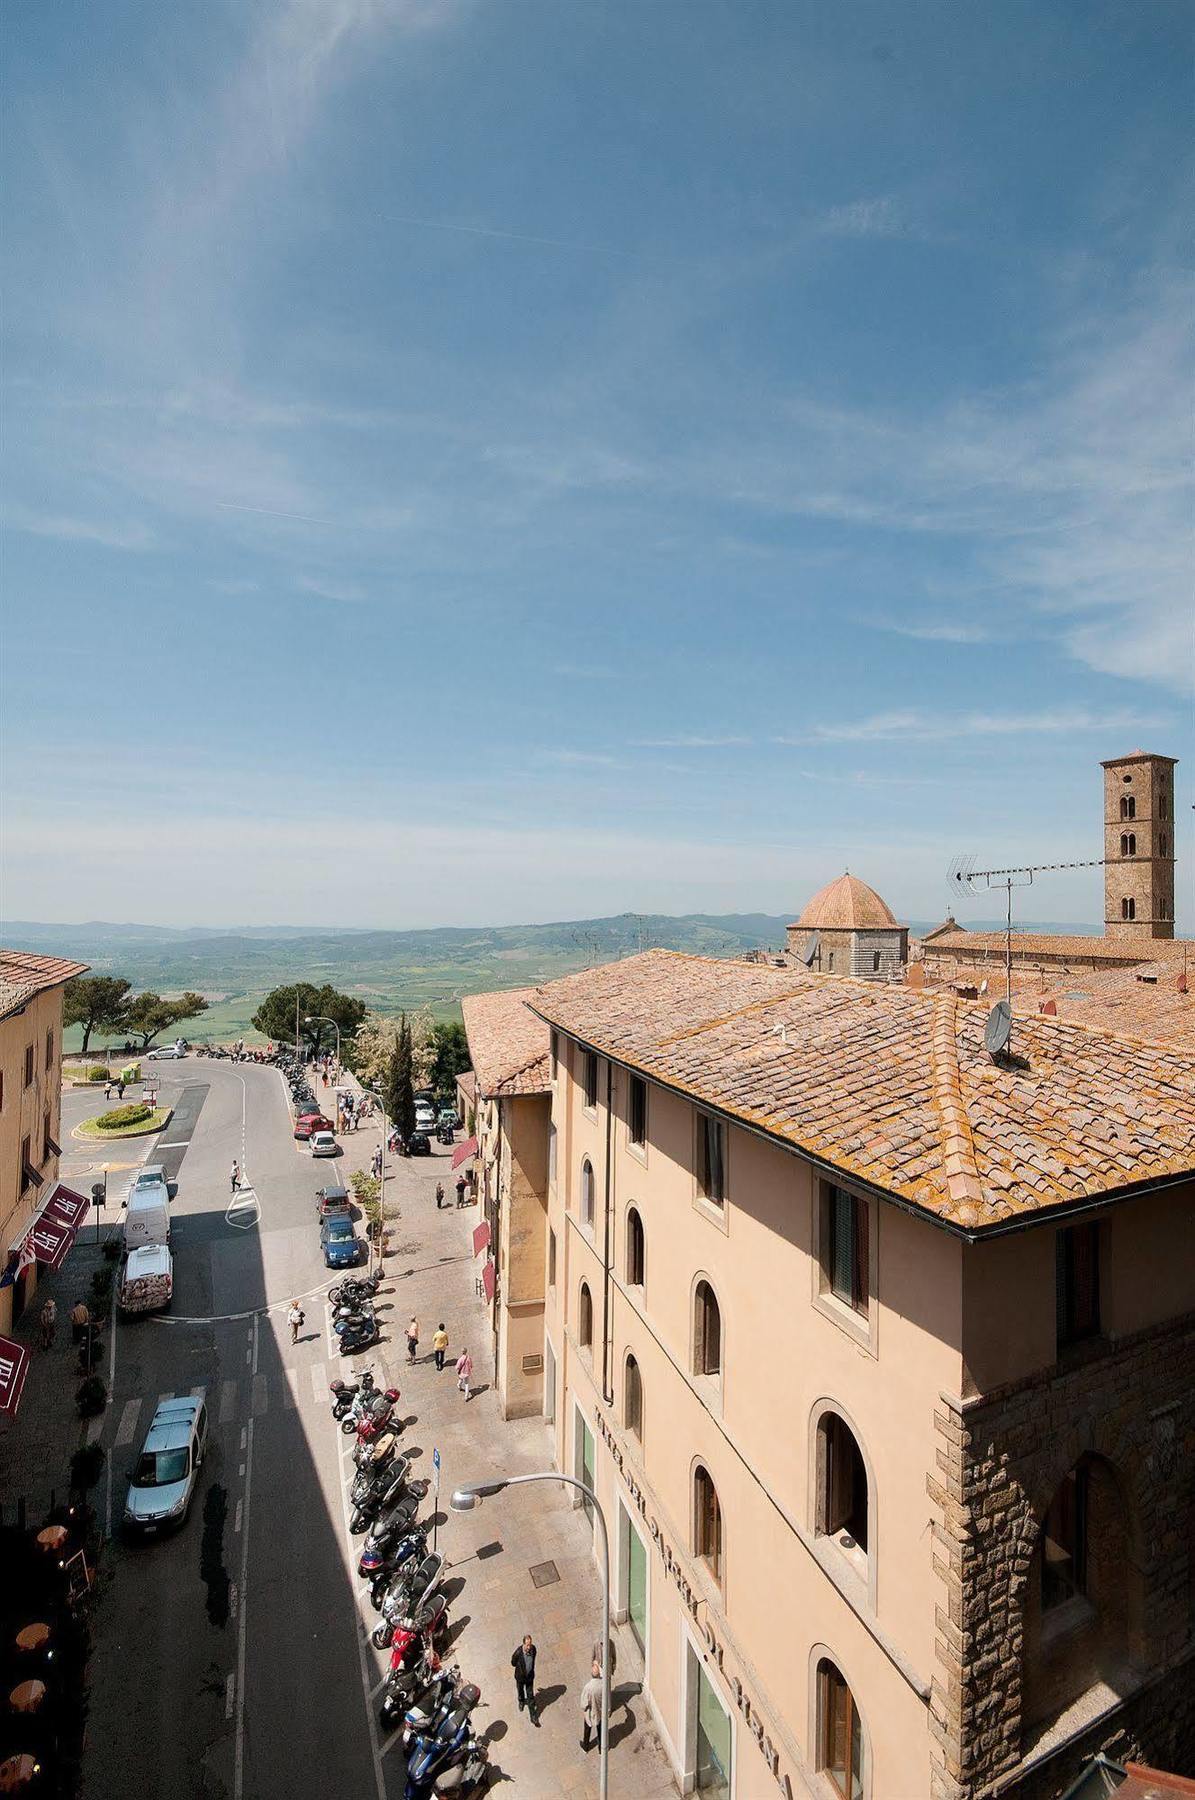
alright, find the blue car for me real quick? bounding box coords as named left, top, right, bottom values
left=320, top=1215, right=361, bottom=1269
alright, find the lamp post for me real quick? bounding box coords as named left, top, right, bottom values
left=451, top=1473, right=610, bottom=1799
left=303, top=1014, right=341, bottom=1069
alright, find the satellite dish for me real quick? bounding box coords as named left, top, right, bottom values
left=984, top=1000, right=1013, bottom=1057
left=801, top=931, right=819, bottom=967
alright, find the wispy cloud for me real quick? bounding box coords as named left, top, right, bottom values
left=817, top=195, right=918, bottom=240
left=777, top=705, right=1160, bottom=745
left=876, top=619, right=991, bottom=644
left=3, top=505, right=153, bottom=551
left=545, top=749, right=619, bottom=767
left=632, top=734, right=752, bottom=750
left=296, top=573, right=368, bottom=603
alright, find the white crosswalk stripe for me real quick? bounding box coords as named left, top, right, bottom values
left=114, top=1399, right=142, bottom=1447
left=310, top=1361, right=327, bottom=1407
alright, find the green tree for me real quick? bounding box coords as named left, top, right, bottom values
left=429, top=1021, right=470, bottom=1101
left=62, top=976, right=132, bottom=1054
left=352, top=1013, right=401, bottom=1089
left=386, top=1014, right=417, bottom=1141
left=126, top=991, right=209, bottom=1049
left=250, top=984, right=367, bottom=1058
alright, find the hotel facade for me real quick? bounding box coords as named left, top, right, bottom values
left=525, top=949, right=1194, bottom=1800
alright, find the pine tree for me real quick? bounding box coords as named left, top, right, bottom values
left=386, top=1013, right=417, bottom=1142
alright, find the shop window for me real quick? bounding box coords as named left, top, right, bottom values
left=625, top=1207, right=645, bottom=1287
left=696, top=1112, right=725, bottom=1206
left=817, top=1659, right=865, bottom=1800
left=1041, top=1466, right=1087, bottom=1612
left=624, top=1353, right=643, bottom=1442
left=628, top=1075, right=647, bottom=1149
left=817, top=1412, right=869, bottom=1559
left=821, top=1184, right=869, bottom=1317
left=693, top=1279, right=722, bottom=1378
left=583, top=1051, right=599, bottom=1110
left=1056, top=1222, right=1100, bottom=1349
left=580, top=1157, right=595, bottom=1228
left=578, top=1281, right=593, bottom=1352
left=693, top=1465, right=722, bottom=1583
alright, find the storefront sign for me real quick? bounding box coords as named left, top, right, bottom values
left=0, top=1333, right=31, bottom=1417
left=593, top=1403, right=794, bottom=1797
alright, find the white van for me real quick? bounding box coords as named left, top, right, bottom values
left=123, top=1183, right=170, bottom=1251
left=120, top=1243, right=173, bottom=1313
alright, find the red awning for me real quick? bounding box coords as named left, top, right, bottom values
left=472, top=1220, right=490, bottom=1257
left=482, top=1261, right=495, bottom=1302
left=0, top=1333, right=31, bottom=1417
left=452, top=1138, right=478, bottom=1171
left=28, top=1217, right=74, bottom=1271
left=44, top=1183, right=90, bottom=1233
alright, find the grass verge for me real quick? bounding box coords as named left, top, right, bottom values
left=76, top=1106, right=173, bottom=1140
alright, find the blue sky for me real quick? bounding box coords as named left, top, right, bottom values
left=3, top=0, right=1192, bottom=929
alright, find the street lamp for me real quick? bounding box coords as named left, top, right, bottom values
left=451, top=1473, right=610, bottom=1799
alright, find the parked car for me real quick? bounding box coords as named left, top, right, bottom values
left=123, top=1183, right=170, bottom=1252
left=120, top=1243, right=173, bottom=1314
left=437, top=1107, right=459, bottom=1130
left=414, top=1104, right=436, bottom=1134
left=311, top=1131, right=340, bottom=1158
left=145, top=1044, right=185, bottom=1060
left=316, top=1182, right=352, bottom=1219
left=123, top=1393, right=208, bottom=1534
left=294, top=1113, right=334, bottom=1141
left=320, top=1215, right=362, bottom=1268
left=407, top=1132, right=431, bottom=1157
left=132, top=1164, right=178, bottom=1199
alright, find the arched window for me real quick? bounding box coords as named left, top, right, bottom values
left=1119, top=793, right=1136, bottom=820
left=624, top=1353, right=643, bottom=1441
left=693, top=1279, right=721, bottom=1378
left=817, top=1412, right=868, bottom=1557
left=580, top=1158, right=595, bottom=1228
left=693, top=1464, right=722, bottom=1581
left=816, top=1659, right=865, bottom=1799
left=1121, top=896, right=1136, bottom=921
left=578, top=1281, right=593, bottom=1351
left=1159, top=792, right=1169, bottom=820
left=626, top=1207, right=645, bottom=1287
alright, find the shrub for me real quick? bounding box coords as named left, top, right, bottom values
left=68, top=1065, right=109, bottom=1083
left=102, top=1238, right=121, bottom=1262
left=95, top=1102, right=152, bottom=1129
left=71, top=1443, right=105, bottom=1490
left=90, top=1266, right=113, bottom=1299
left=76, top=1375, right=107, bottom=1418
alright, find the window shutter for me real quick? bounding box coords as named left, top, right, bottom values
left=832, top=1189, right=852, bottom=1299
left=852, top=1197, right=869, bottom=1311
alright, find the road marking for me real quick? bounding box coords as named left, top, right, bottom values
left=219, top=1380, right=239, bottom=1424
left=240, top=1426, right=247, bottom=1452
left=252, top=1323, right=260, bottom=1377
left=147, top=1277, right=367, bottom=1328
left=244, top=1346, right=251, bottom=1365
left=157, top=1141, right=191, bottom=1149
left=251, top=1373, right=268, bottom=1416
left=235, top=1499, right=243, bottom=1535
left=310, top=1362, right=327, bottom=1406
left=114, top=1399, right=142, bottom=1447
left=225, top=1674, right=235, bottom=1721
left=233, top=1315, right=256, bottom=1800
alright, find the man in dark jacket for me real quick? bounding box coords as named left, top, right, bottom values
left=511, top=1634, right=538, bottom=1724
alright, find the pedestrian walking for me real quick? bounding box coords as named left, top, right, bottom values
left=116, top=1079, right=126, bottom=1100
left=511, top=1634, right=538, bottom=1723
left=432, top=1323, right=448, bottom=1370
left=407, top=1317, right=420, bottom=1363
left=435, top=1182, right=445, bottom=1209
left=287, top=1300, right=304, bottom=1344
left=70, top=1300, right=90, bottom=1345
left=455, top=1174, right=467, bottom=1207
left=580, top=1660, right=604, bottom=1753
left=455, top=1348, right=473, bottom=1400
left=592, top=1636, right=617, bottom=1681
left=230, top=1160, right=240, bottom=1193
left=104, top=1079, right=113, bottom=1100
left=39, top=1297, right=57, bottom=1350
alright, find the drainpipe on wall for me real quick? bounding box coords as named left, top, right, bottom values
left=601, top=1056, right=614, bottom=1406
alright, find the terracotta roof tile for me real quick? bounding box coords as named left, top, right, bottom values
left=530, top=950, right=1195, bottom=1230
left=793, top=871, right=899, bottom=931
left=0, top=949, right=90, bottom=1023
left=460, top=987, right=551, bottom=1098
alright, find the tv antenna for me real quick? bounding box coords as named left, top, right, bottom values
left=947, top=852, right=1106, bottom=1006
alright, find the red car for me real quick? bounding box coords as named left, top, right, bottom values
left=294, top=1112, right=334, bottom=1141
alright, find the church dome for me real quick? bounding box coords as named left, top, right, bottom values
left=794, top=872, right=898, bottom=931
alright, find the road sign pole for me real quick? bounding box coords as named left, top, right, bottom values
left=432, top=1447, right=441, bottom=1553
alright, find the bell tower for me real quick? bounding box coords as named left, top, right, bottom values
left=1101, top=750, right=1177, bottom=940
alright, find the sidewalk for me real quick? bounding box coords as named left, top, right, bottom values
left=326, top=1076, right=675, bottom=1798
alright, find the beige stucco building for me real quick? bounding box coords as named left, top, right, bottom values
left=525, top=950, right=1194, bottom=1800
left=1, top=951, right=89, bottom=1336
left=460, top=988, right=551, bottom=1421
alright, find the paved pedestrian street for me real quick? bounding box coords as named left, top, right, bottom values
left=0, top=1057, right=673, bottom=1799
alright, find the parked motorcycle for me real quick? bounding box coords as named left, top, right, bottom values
left=341, top=1385, right=399, bottom=1438
left=353, top=1426, right=398, bottom=1471
left=329, top=1275, right=380, bottom=1307
left=401, top=1685, right=483, bottom=1799
left=379, top=1598, right=451, bottom=1727
left=338, top=1314, right=380, bottom=1356
left=373, top=1550, right=444, bottom=1649
left=399, top=1662, right=463, bottom=1749
left=329, top=1368, right=375, bottom=1420
left=362, top=1525, right=428, bottom=1606
left=349, top=1458, right=411, bottom=1533
left=358, top=1495, right=420, bottom=1573
left=424, top=1735, right=489, bottom=1797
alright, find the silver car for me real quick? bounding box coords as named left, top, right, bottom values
left=123, top=1393, right=208, bottom=1533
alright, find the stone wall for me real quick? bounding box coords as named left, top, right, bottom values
left=927, top=1310, right=1195, bottom=1800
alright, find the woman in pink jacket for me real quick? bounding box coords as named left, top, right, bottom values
left=455, top=1348, right=473, bottom=1401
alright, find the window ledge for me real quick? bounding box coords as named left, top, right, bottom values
left=692, top=1193, right=728, bottom=1235
left=1039, top=1594, right=1095, bottom=1651
left=626, top=1140, right=648, bottom=1167
left=691, top=1372, right=724, bottom=1419
left=809, top=1531, right=871, bottom=1613
left=812, top=1287, right=873, bottom=1355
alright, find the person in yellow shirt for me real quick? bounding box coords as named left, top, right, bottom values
left=432, top=1323, right=449, bottom=1371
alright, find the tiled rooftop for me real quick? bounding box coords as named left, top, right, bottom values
left=921, top=928, right=1194, bottom=967
left=919, top=956, right=1194, bottom=1051
left=460, top=987, right=551, bottom=1098
left=531, top=950, right=1195, bottom=1231
left=0, top=950, right=90, bottom=1024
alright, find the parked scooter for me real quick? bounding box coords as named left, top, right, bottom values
left=349, top=1457, right=411, bottom=1531
left=339, top=1314, right=380, bottom=1356
left=329, top=1275, right=380, bottom=1307
left=357, top=1495, right=420, bottom=1574
left=330, top=1368, right=376, bottom=1421
left=341, top=1385, right=399, bottom=1438
left=372, top=1550, right=444, bottom=1649
left=399, top=1662, right=463, bottom=1749
left=378, top=1599, right=452, bottom=1727
left=423, top=1735, right=489, bottom=1797
left=401, top=1685, right=483, bottom=1799
left=362, top=1524, right=428, bottom=1607
left=353, top=1426, right=398, bottom=1471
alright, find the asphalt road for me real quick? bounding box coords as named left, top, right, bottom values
left=81, top=1059, right=393, bottom=1800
